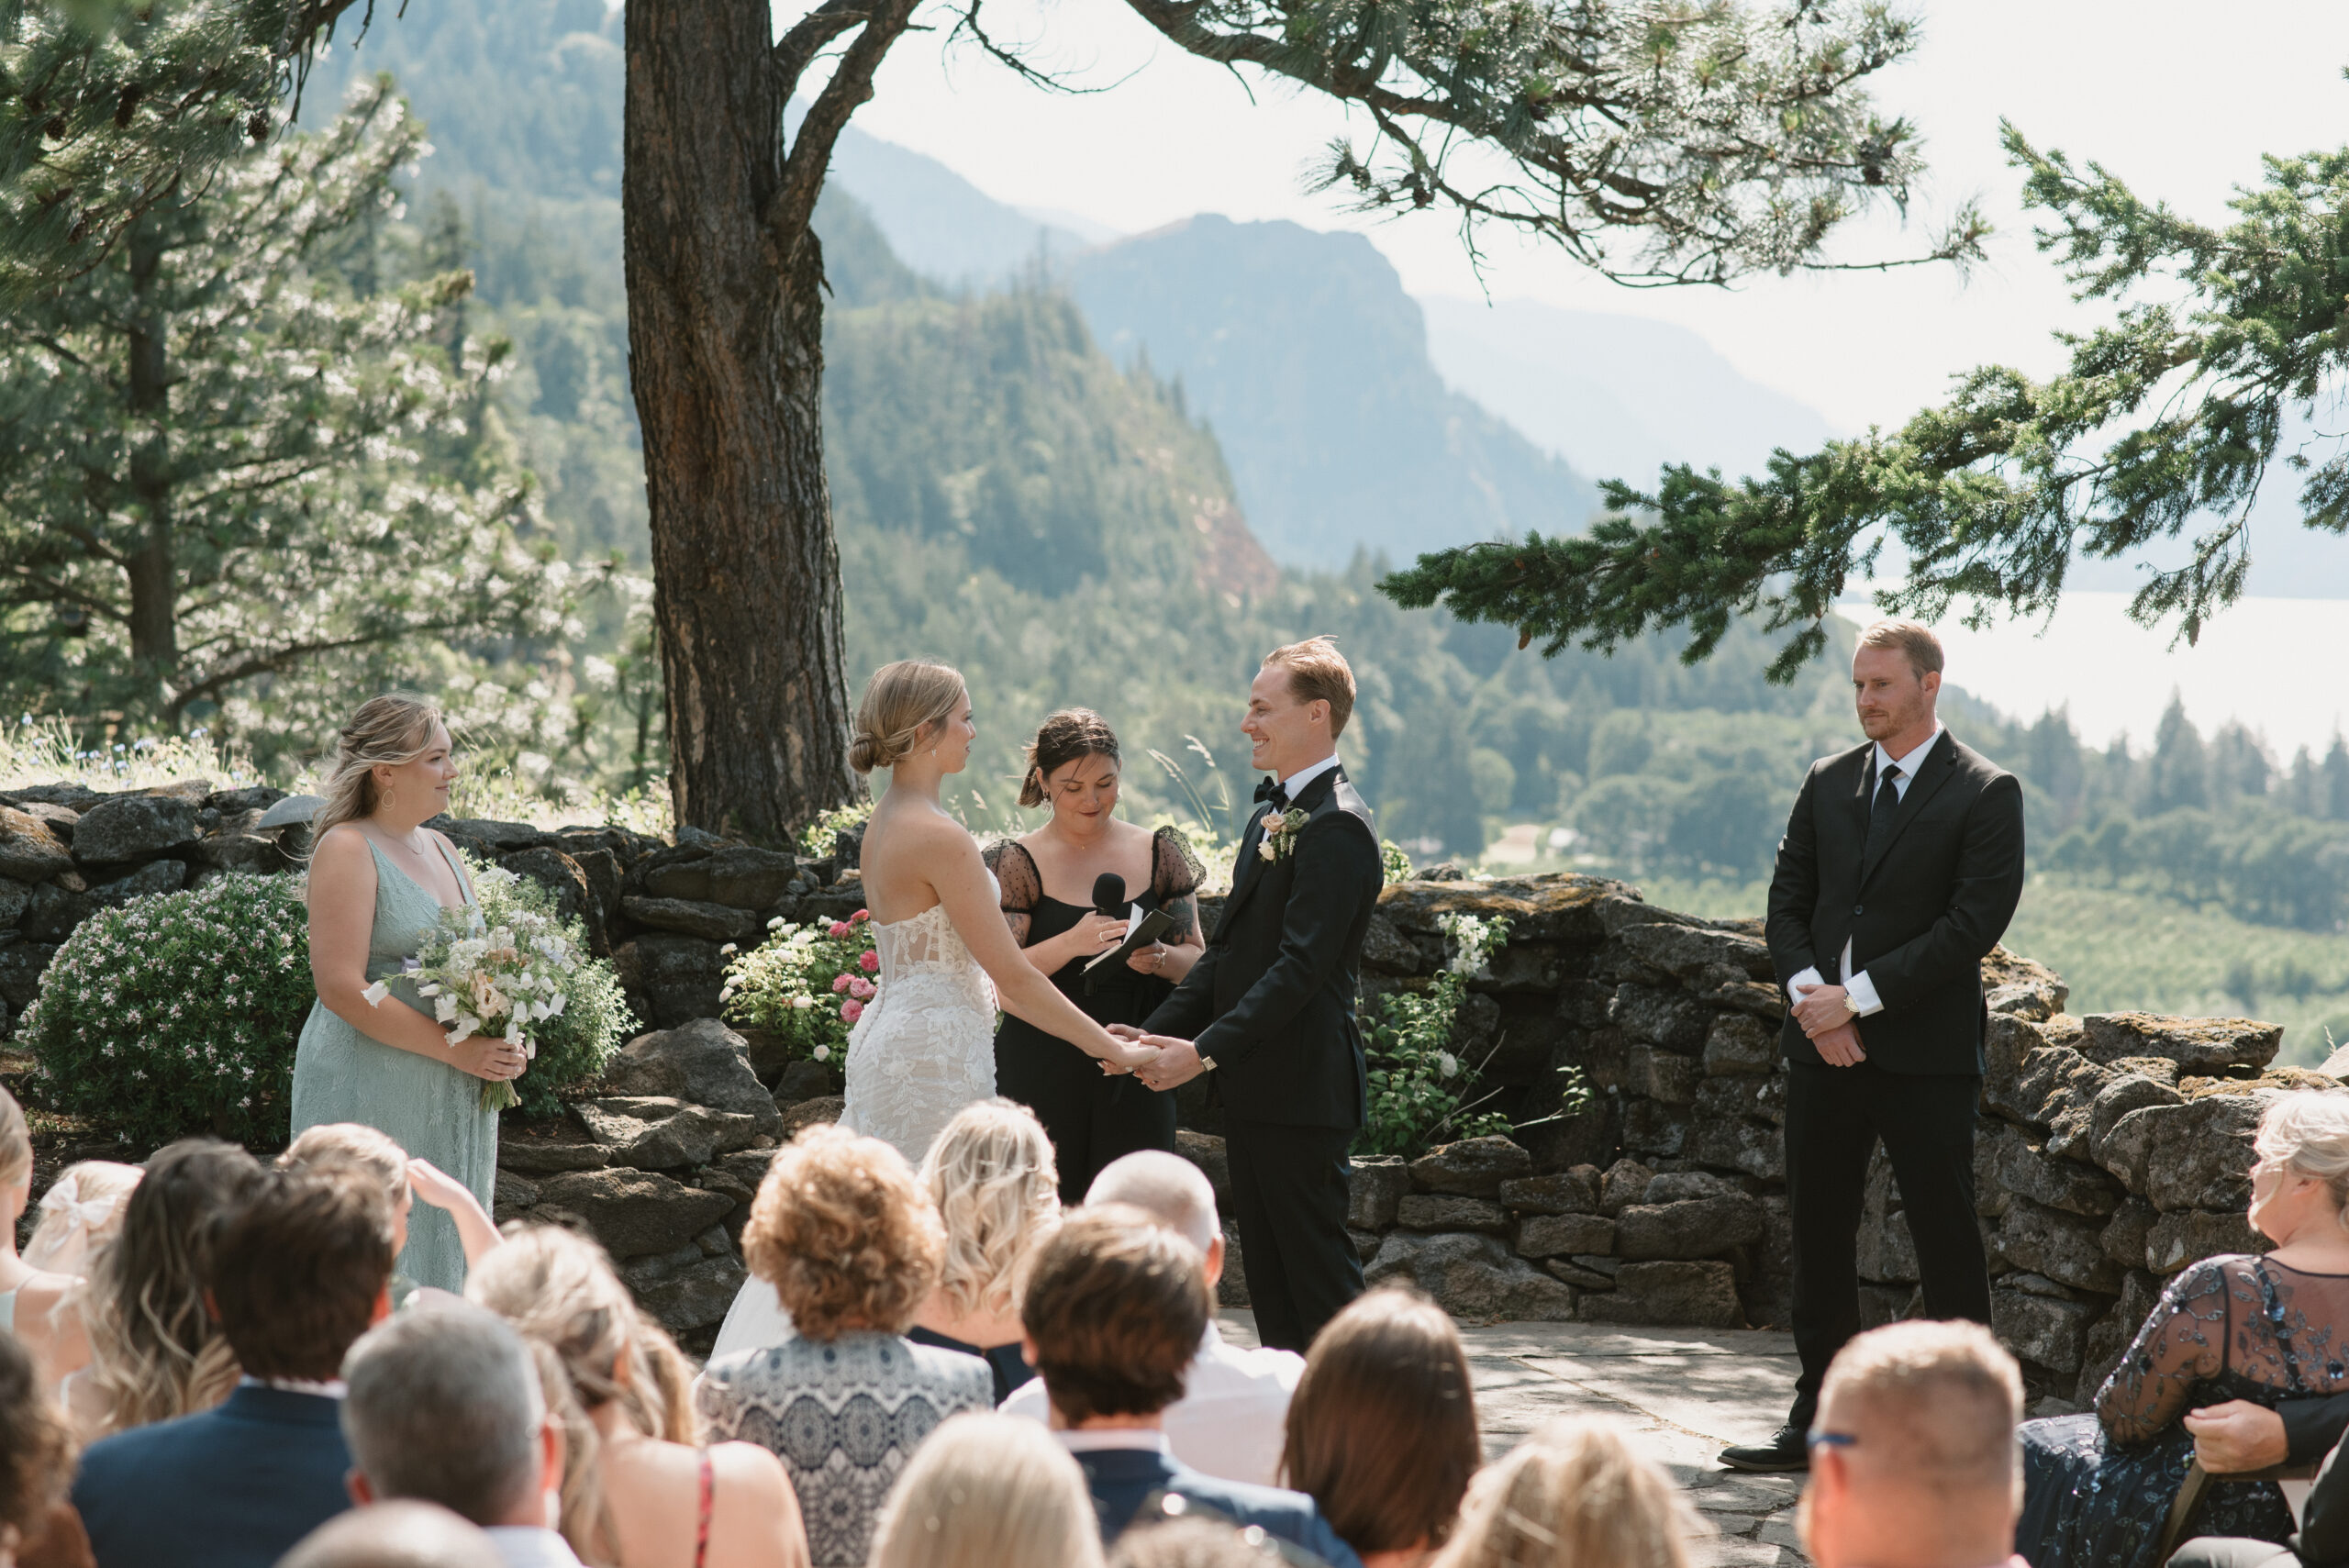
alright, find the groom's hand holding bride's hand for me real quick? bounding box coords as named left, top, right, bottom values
left=1131, top=1035, right=1207, bottom=1092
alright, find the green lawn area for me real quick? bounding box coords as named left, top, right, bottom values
left=1623, top=873, right=2349, bottom=1069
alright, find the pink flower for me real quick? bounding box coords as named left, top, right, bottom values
left=841, top=999, right=863, bottom=1023
left=852, top=909, right=871, bottom=924
left=859, top=951, right=879, bottom=974
left=831, top=973, right=852, bottom=994
left=849, top=977, right=875, bottom=1000
left=829, top=920, right=852, bottom=939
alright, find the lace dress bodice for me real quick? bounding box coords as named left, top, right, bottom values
left=837, top=875, right=1000, bottom=1165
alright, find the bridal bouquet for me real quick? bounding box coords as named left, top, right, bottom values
left=370, top=902, right=579, bottom=1111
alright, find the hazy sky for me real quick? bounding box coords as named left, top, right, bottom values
left=842, top=1, right=2349, bottom=435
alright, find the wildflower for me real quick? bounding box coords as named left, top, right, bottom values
left=719, top=943, right=738, bottom=956
left=858, top=951, right=879, bottom=974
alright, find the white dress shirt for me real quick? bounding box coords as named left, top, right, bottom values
left=1787, top=725, right=1943, bottom=1018
left=1001, top=1320, right=1305, bottom=1486
left=1274, top=754, right=1341, bottom=804
left=485, top=1527, right=585, bottom=1568
left=1057, top=1428, right=1172, bottom=1454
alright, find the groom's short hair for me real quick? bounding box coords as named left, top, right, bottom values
left=1023, top=1206, right=1211, bottom=1423
left=1263, top=637, right=1355, bottom=738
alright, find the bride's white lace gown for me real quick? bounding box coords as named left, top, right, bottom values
left=710, top=882, right=998, bottom=1360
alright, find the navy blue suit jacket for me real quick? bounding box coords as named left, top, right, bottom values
left=73, top=1384, right=354, bottom=1568
left=1073, top=1446, right=1364, bottom=1567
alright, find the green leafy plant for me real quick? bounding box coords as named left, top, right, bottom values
left=462, top=861, right=634, bottom=1118
left=721, top=908, right=878, bottom=1069
left=797, top=798, right=874, bottom=859
left=1360, top=912, right=1589, bottom=1159
left=20, top=873, right=313, bottom=1148
left=1380, top=840, right=1416, bottom=883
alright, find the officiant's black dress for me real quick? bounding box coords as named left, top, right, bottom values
left=986, top=828, right=1203, bottom=1206
left=2015, top=1254, right=2346, bottom=1568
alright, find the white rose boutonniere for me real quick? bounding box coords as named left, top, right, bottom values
left=1258, top=807, right=1310, bottom=863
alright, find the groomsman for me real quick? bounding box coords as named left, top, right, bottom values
left=1720, top=619, right=2027, bottom=1473
left=1128, top=637, right=1385, bottom=1353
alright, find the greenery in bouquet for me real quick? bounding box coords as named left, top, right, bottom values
left=434, top=861, right=632, bottom=1117
left=20, top=873, right=313, bottom=1148
left=720, top=908, right=878, bottom=1069
left=1360, top=912, right=1588, bottom=1159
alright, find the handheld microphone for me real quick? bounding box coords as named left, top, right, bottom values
left=1092, top=873, right=1131, bottom=917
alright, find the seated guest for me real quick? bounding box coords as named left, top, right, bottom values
left=22, top=1162, right=139, bottom=1275
left=867, top=1412, right=1105, bottom=1568
left=1281, top=1287, right=1478, bottom=1568
left=695, top=1127, right=990, bottom=1568
left=67, top=1140, right=265, bottom=1440
left=74, top=1161, right=395, bottom=1568
left=1019, top=1205, right=1361, bottom=1567
left=911, top=1098, right=1062, bottom=1402
left=281, top=1123, right=501, bottom=1304
left=1109, top=1518, right=1287, bottom=1568
left=1000, top=1151, right=1303, bottom=1486
left=2173, top=1424, right=2349, bottom=1568
left=2021, top=1091, right=2349, bottom=1568
left=1800, top=1320, right=2025, bottom=1568
left=0, top=1334, right=79, bottom=1568
left=0, top=1089, right=85, bottom=1389
left=341, top=1302, right=576, bottom=1568
left=277, top=1502, right=502, bottom=1568
left=1429, top=1417, right=1694, bottom=1568
left=468, top=1225, right=809, bottom=1567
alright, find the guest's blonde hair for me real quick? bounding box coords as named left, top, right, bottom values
left=312, top=694, right=448, bottom=843
left=850, top=661, right=966, bottom=775
left=280, top=1123, right=408, bottom=1203
left=869, top=1412, right=1106, bottom=1568
left=742, top=1125, right=944, bottom=1340
left=1430, top=1417, right=1695, bottom=1568
left=1816, top=1319, right=2021, bottom=1505
left=918, top=1098, right=1061, bottom=1321
left=24, top=1161, right=141, bottom=1273
left=2256, top=1091, right=2349, bottom=1228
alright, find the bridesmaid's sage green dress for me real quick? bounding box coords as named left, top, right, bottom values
left=290, top=836, right=498, bottom=1293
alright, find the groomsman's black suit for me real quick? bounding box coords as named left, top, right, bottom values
left=1144, top=762, right=1385, bottom=1352
left=1766, top=728, right=2026, bottom=1429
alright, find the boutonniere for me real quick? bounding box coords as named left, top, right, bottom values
left=1258, top=807, right=1309, bottom=863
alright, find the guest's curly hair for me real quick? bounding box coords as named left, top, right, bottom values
left=742, top=1125, right=944, bottom=1340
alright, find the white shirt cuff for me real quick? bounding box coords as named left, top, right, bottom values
left=1845, top=970, right=1885, bottom=1017
left=1786, top=967, right=1826, bottom=1008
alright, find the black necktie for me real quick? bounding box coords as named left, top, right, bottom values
left=1865, top=762, right=1903, bottom=858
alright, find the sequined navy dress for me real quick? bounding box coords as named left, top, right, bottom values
left=2017, top=1254, right=2349, bottom=1568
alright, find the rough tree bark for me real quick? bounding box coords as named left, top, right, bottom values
left=622, top=0, right=870, bottom=841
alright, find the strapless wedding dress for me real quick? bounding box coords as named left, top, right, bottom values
left=711, top=883, right=1000, bottom=1361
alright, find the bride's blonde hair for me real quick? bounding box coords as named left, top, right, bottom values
left=851, top=661, right=966, bottom=775
left=312, top=694, right=447, bottom=843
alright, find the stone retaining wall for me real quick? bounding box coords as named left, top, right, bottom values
left=0, top=784, right=2305, bottom=1392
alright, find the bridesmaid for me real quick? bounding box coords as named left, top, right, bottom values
left=985, top=710, right=1205, bottom=1205
left=290, top=695, right=523, bottom=1292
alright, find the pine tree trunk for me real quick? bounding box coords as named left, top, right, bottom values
left=124, top=216, right=179, bottom=713
left=622, top=0, right=855, bottom=841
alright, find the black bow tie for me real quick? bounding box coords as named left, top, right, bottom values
left=1254, top=776, right=1289, bottom=809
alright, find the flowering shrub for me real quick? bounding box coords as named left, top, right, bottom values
left=1359, top=913, right=1589, bottom=1159
left=462, top=862, right=633, bottom=1118
left=720, top=909, right=877, bottom=1068
left=797, top=798, right=874, bottom=858
left=20, top=873, right=313, bottom=1147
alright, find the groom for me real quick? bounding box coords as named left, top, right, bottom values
left=1125, top=636, right=1386, bottom=1352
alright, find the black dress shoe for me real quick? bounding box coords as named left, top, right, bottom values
left=1718, top=1425, right=1809, bottom=1473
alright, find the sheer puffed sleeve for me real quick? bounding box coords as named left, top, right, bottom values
left=982, top=840, right=1041, bottom=946
left=1152, top=826, right=1206, bottom=943
left=2095, top=1256, right=2237, bottom=1447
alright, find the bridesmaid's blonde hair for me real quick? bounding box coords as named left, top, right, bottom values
left=312, top=694, right=447, bottom=844
left=850, top=661, right=965, bottom=774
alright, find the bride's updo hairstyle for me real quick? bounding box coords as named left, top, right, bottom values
left=312, top=693, right=446, bottom=843
left=2254, top=1090, right=2349, bottom=1225
left=850, top=660, right=966, bottom=775
left=1018, top=709, right=1120, bottom=808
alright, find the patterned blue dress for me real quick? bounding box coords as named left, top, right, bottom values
left=2016, top=1254, right=2338, bottom=1568
left=289, top=836, right=498, bottom=1293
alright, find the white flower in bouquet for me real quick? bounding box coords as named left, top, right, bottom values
left=371, top=903, right=593, bottom=1110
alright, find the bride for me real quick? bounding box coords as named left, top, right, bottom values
left=711, top=659, right=1156, bottom=1357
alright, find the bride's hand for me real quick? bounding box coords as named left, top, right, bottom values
left=451, top=1034, right=527, bottom=1084
left=1098, top=1035, right=1161, bottom=1075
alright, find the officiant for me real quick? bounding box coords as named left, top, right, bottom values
left=985, top=709, right=1206, bottom=1204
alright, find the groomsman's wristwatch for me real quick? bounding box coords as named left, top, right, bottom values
left=1842, top=991, right=1863, bottom=1017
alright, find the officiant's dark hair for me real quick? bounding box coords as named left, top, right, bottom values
left=1019, top=709, right=1121, bottom=807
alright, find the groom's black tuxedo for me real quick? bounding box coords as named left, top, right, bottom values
left=1146, top=762, right=1384, bottom=1351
